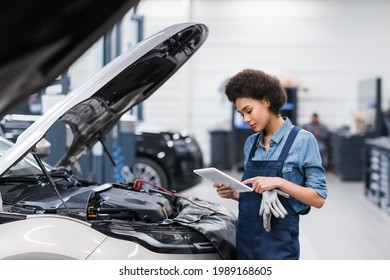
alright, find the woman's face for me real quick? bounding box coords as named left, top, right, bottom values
left=235, top=97, right=270, bottom=132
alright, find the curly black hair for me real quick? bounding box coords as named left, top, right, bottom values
left=225, top=69, right=287, bottom=115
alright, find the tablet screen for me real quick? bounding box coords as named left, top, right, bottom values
left=193, top=167, right=253, bottom=193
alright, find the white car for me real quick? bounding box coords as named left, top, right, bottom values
left=0, top=21, right=236, bottom=259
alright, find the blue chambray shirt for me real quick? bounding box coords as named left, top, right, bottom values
left=242, top=118, right=328, bottom=214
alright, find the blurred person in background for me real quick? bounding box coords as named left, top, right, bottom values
left=302, top=113, right=330, bottom=169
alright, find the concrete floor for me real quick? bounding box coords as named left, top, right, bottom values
left=179, top=170, right=390, bottom=260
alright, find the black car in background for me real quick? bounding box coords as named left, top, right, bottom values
left=134, top=122, right=203, bottom=191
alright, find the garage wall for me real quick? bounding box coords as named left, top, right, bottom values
left=72, top=0, right=390, bottom=166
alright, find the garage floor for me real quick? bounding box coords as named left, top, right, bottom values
left=179, top=170, right=390, bottom=260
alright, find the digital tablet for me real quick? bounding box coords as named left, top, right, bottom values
left=193, top=167, right=253, bottom=193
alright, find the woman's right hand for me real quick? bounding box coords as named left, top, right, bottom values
left=213, top=183, right=239, bottom=201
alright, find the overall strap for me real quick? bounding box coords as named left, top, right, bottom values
left=248, top=133, right=261, bottom=160
left=278, top=126, right=301, bottom=163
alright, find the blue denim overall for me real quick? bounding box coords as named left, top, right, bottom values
left=236, top=126, right=300, bottom=260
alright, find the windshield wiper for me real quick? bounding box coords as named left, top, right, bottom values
left=0, top=174, right=40, bottom=183
left=31, top=146, right=69, bottom=213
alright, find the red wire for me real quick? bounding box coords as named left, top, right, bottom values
left=133, top=179, right=218, bottom=213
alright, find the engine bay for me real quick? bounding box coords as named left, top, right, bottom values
left=1, top=176, right=178, bottom=224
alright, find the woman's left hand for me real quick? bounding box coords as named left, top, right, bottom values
left=242, top=176, right=283, bottom=193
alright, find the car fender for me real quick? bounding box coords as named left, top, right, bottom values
left=88, top=236, right=221, bottom=260
left=0, top=214, right=107, bottom=260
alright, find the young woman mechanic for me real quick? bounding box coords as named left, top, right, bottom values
left=214, top=69, right=328, bottom=260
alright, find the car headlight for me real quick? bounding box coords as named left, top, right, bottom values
left=92, top=222, right=217, bottom=255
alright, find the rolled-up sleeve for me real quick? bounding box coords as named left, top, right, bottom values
left=299, top=132, right=328, bottom=199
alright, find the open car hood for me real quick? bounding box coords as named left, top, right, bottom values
left=0, top=0, right=140, bottom=119
left=0, top=22, right=208, bottom=176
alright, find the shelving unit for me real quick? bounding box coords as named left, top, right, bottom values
left=364, top=137, right=390, bottom=213
left=281, top=87, right=298, bottom=125
left=331, top=77, right=384, bottom=182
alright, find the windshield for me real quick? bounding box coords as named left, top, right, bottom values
left=0, top=137, right=50, bottom=176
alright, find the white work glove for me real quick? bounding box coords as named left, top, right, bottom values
left=259, top=189, right=289, bottom=232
